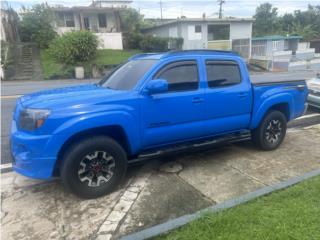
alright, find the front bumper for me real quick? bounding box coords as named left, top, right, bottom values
left=11, top=120, right=57, bottom=179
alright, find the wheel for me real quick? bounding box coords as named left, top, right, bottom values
left=60, top=136, right=127, bottom=199
left=251, top=110, right=287, bottom=151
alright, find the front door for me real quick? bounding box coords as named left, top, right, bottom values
left=140, top=60, right=206, bottom=148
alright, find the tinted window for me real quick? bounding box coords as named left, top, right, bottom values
left=99, top=60, right=158, bottom=90
left=154, top=61, right=199, bottom=92
left=206, top=61, right=241, bottom=88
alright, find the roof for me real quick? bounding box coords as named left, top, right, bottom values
left=52, top=6, right=126, bottom=12
left=252, top=35, right=303, bottom=41
left=129, top=50, right=239, bottom=60
left=142, top=18, right=254, bottom=31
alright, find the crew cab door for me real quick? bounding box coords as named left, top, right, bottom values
left=140, top=60, right=205, bottom=148
left=203, top=59, right=252, bottom=135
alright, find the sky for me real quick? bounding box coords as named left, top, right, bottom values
left=3, top=0, right=320, bottom=18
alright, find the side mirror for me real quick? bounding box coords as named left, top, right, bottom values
left=144, top=79, right=168, bottom=94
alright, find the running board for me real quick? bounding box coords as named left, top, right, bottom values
left=128, top=132, right=251, bottom=165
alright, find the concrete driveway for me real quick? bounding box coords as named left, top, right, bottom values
left=1, top=124, right=320, bottom=240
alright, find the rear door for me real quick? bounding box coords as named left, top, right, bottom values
left=140, top=59, right=206, bottom=148
left=203, top=59, right=252, bottom=135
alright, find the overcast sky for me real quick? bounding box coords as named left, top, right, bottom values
left=3, top=0, right=320, bottom=18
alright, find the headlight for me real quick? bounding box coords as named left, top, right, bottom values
left=19, top=108, right=50, bottom=131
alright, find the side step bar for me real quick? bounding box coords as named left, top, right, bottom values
left=128, top=131, right=251, bottom=165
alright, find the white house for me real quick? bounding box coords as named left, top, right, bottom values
left=51, top=0, right=133, bottom=49
left=142, top=18, right=253, bottom=58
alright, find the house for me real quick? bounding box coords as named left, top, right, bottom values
left=250, top=35, right=319, bottom=72
left=51, top=0, right=133, bottom=49
left=251, top=35, right=302, bottom=57
left=142, top=18, right=253, bottom=58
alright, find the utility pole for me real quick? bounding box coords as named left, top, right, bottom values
left=159, top=0, right=163, bottom=20
left=218, top=0, right=225, bottom=19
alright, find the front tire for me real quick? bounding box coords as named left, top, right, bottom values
left=60, top=136, right=127, bottom=199
left=251, top=110, right=287, bottom=151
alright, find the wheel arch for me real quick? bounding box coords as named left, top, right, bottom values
left=53, top=125, right=131, bottom=176
left=250, top=93, right=293, bottom=129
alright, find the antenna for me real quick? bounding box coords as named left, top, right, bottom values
left=218, top=0, right=225, bottom=19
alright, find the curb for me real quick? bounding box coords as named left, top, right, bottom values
left=0, top=163, right=13, bottom=173
left=120, top=168, right=320, bottom=240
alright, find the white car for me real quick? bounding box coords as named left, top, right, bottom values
left=307, top=74, right=320, bottom=109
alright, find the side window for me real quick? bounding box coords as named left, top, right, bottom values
left=195, top=25, right=202, bottom=33
left=154, top=61, right=199, bottom=92
left=205, top=61, right=241, bottom=88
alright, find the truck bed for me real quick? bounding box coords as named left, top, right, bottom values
left=251, top=70, right=314, bottom=84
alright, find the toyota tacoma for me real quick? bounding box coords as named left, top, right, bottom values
left=11, top=50, right=308, bottom=198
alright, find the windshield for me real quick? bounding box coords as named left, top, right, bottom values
left=99, top=59, right=158, bottom=90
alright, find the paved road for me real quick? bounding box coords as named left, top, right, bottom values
left=1, top=76, right=320, bottom=165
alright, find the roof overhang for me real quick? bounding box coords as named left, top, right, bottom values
left=52, top=6, right=127, bottom=12
left=142, top=18, right=254, bottom=31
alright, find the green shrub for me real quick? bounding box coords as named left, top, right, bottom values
left=127, top=33, right=183, bottom=52
left=140, top=35, right=168, bottom=52
left=49, top=31, right=98, bottom=65
left=127, top=32, right=143, bottom=49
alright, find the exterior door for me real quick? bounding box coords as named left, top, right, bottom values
left=84, top=17, right=90, bottom=30
left=203, top=59, right=252, bottom=135
left=140, top=60, right=206, bottom=148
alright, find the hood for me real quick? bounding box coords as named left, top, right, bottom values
left=19, top=84, right=126, bottom=109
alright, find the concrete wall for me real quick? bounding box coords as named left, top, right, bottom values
left=146, top=25, right=170, bottom=38
left=95, top=32, right=123, bottom=49
left=230, top=22, right=252, bottom=39
left=180, top=22, right=207, bottom=49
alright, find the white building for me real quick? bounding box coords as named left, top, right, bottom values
left=142, top=18, right=253, bottom=58
left=51, top=1, right=133, bottom=49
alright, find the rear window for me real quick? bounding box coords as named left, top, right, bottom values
left=206, top=61, right=241, bottom=88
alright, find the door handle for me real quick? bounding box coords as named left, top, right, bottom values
left=192, top=97, right=204, bottom=103
left=238, top=92, right=248, bottom=98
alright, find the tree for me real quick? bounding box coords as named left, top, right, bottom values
left=18, top=3, right=57, bottom=48
left=290, top=23, right=318, bottom=41
left=120, top=9, right=144, bottom=32
left=253, top=3, right=280, bottom=37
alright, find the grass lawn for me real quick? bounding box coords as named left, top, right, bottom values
left=40, top=49, right=140, bottom=79
left=156, top=175, right=320, bottom=240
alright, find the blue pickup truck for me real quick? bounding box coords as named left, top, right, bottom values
left=11, top=50, right=308, bottom=198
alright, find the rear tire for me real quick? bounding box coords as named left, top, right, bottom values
left=60, top=136, right=127, bottom=199
left=251, top=110, right=287, bottom=151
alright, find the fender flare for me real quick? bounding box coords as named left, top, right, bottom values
left=250, top=93, right=294, bottom=129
